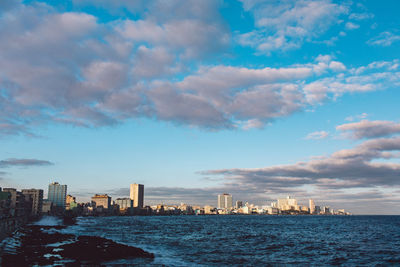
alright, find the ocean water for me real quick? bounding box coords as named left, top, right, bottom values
left=61, top=215, right=400, bottom=266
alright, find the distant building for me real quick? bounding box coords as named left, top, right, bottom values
left=22, top=189, right=44, bottom=216
left=309, top=199, right=315, bottom=214
left=91, top=194, right=112, bottom=210
left=235, top=200, right=243, bottom=209
left=130, top=184, right=144, bottom=208
left=42, top=199, right=53, bottom=214
left=218, top=193, right=233, bottom=210
left=0, top=190, right=11, bottom=218
left=114, top=198, right=133, bottom=211
left=322, top=206, right=330, bottom=214
left=3, top=188, right=30, bottom=217
left=315, top=205, right=321, bottom=214
left=48, top=182, right=67, bottom=209
left=204, top=205, right=214, bottom=214
left=66, top=194, right=77, bottom=210
left=277, top=196, right=298, bottom=211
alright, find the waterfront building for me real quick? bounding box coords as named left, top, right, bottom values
left=130, top=183, right=144, bottom=208
left=301, top=206, right=309, bottom=213
left=42, top=200, right=52, bottom=214
left=2, top=188, right=17, bottom=211
left=66, top=194, right=77, bottom=210
left=21, top=189, right=44, bottom=216
left=204, top=205, right=214, bottom=214
left=218, top=193, right=233, bottom=210
left=235, top=200, right=243, bottom=209
left=315, top=205, right=321, bottom=214
left=265, top=206, right=279, bottom=215
left=309, top=199, right=315, bottom=214
left=322, top=206, right=330, bottom=214
left=114, top=198, right=133, bottom=211
left=91, top=194, right=112, bottom=210
left=277, top=196, right=298, bottom=211
left=0, top=190, right=11, bottom=218
left=48, top=182, right=67, bottom=209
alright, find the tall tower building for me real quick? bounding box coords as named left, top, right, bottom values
left=48, top=182, right=67, bottom=209
left=309, top=199, right=315, bottom=214
left=218, top=193, right=233, bottom=210
left=22, top=189, right=44, bottom=216
left=130, top=183, right=144, bottom=208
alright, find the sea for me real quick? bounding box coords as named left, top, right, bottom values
left=54, top=215, right=400, bottom=266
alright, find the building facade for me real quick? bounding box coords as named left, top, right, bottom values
left=218, top=193, right=233, bottom=210
left=48, top=182, right=67, bottom=209
left=130, top=183, right=144, bottom=208
left=22, top=189, right=44, bottom=216
left=277, top=196, right=298, bottom=211
left=91, top=194, right=112, bottom=210
left=309, top=199, right=315, bottom=214
left=114, top=198, right=133, bottom=210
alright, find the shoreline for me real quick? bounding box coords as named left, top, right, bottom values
left=0, top=217, right=154, bottom=266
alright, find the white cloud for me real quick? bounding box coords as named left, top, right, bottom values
left=305, top=131, right=329, bottom=140
left=345, top=22, right=360, bottom=30
left=368, top=31, right=400, bottom=47
left=337, top=120, right=400, bottom=139
left=345, top=113, right=368, bottom=122
left=238, top=0, right=349, bottom=53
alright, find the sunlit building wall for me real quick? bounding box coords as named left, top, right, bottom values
left=309, top=199, right=315, bottom=214
left=130, top=183, right=144, bottom=208
left=218, top=193, right=233, bottom=209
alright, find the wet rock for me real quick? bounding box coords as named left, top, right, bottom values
left=59, top=235, right=154, bottom=262
left=1, top=224, right=154, bottom=266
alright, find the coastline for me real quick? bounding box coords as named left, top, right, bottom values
left=0, top=216, right=154, bottom=266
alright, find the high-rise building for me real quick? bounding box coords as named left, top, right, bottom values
left=91, top=194, right=112, bottom=210
left=114, top=198, right=133, bottom=210
left=235, top=200, right=243, bottom=209
left=277, top=196, right=298, bottom=211
left=22, top=189, right=43, bottom=216
left=130, top=184, right=144, bottom=208
left=48, top=182, right=67, bottom=209
left=309, top=199, right=315, bottom=214
left=218, top=193, right=233, bottom=210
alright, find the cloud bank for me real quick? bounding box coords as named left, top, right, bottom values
left=0, top=0, right=399, bottom=136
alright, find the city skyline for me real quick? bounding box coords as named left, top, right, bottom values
left=1, top=0, right=400, bottom=214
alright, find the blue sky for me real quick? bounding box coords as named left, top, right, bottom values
left=1, top=0, right=400, bottom=214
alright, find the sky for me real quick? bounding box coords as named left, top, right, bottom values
left=1, top=0, right=400, bottom=214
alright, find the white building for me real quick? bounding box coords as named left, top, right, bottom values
left=218, top=193, right=233, bottom=210
left=130, top=183, right=144, bottom=208
left=309, top=199, right=315, bottom=214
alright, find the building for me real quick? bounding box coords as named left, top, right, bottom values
left=235, top=200, right=243, bottom=209
left=315, top=205, right=321, bottom=214
left=22, top=189, right=44, bottom=216
left=277, top=196, right=298, bottom=211
left=114, top=198, right=133, bottom=211
left=204, top=205, right=214, bottom=214
left=0, top=190, right=11, bottom=218
left=2, top=188, right=17, bottom=212
left=218, top=193, right=233, bottom=210
left=42, top=200, right=53, bottom=214
left=130, top=183, right=144, bottom=208
left=309, top=199, right=315, bottom=214
left=91, top=194, right=112, bottom=210
left=48, top=182, right=67, bottom=209
left=66, top=194, right=77, bottom=210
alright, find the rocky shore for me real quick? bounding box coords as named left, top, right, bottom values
left=0, top=223, right=154, bottom=266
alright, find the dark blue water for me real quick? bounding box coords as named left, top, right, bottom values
left=61, top=215, right=400, bottom=266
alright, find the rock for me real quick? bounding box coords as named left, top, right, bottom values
left=1, top=225, right=154, bottom=266
left=59, top=235, right=155, bottom=262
